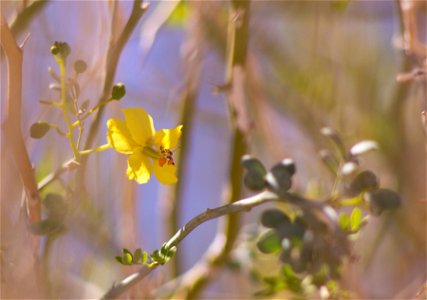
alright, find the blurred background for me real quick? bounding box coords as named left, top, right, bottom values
left=1, top=1, right=426, bottom=299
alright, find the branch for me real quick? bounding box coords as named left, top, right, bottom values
left=100, top=191, right=277, bottom=300
left=0, top=14, right=41, bottom=226
left=10, top=0, right=50, bottom=37
left=82, top=0, right=148, bottom=153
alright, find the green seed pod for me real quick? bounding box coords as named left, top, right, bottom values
left=30, top=121, right=50, bottom=139
left=74, top=59, right=87, bottom=73
left=112, top=83, right=126, bottom=100
left=365, top=188, right=401, bottom=215
left=347, top=170, right=379, bottom=196
left=260, top=209, right=290, bottom=228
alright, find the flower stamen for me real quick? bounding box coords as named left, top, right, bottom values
left=159, top=146, right=175, bottom=167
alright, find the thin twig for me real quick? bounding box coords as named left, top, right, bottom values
left=100, top=191, right=277, bottom=300
left=0, top=15, right=41, bottom=227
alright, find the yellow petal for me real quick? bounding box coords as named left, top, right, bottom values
left=107, top=118, right=136, bottom=154
left=153, top=160, right=177, bottom=184
left=126, top=151, right=153, bottom=184
left=123, top=108, right=155, bottom=146
left=154, top=125, right=183, bottom=149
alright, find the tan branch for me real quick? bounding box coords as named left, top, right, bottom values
left=0, top=14, right=40, bottom=226
left=100, top=191, right=277, bottom=300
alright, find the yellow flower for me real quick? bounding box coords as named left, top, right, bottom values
left=107, top=107, right=182, bottom=184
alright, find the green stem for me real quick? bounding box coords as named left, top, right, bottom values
left=56, top=55, right=80, bottom=161
left=72, top=98, right=113, bottom=127
left=79, top=143, right=111, bottom=156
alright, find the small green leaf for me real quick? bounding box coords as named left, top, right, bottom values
left=141, top=251, right=148, bottom=265
left=338, top=213, right=351, bottom=231
left=256, top=230, right=282, bottom=254
left=115, top=256, right=124, bottom=264
left=30, top=122, right=51, bottom=139
left=123, top=252, right=133, bottom=265
left=350, top=208, right=362, bottom=231
left=80, top=100, right=90, bottom=113
left=133, top=248, right=142, bottom=263
left=122, top=248, right=133, bottom=265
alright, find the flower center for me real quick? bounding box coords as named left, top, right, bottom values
left=158, top=146, right=175, bottom=167
left=142, top=146, right=175, bottom=167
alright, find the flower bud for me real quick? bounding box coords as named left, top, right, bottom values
left=74, top=59, right=87, bottom=74
left=241, top=155, right=266, bottom=175
left=266, top=161, right=293, bottom=197
left=347, top=170, right=379, bottom=196
left=30, top=121, right=50, bottom=139
left=50, top=41, right=70, bottom=59
left=243, top=170, right=266, bottom=191
left=112, top=83, right=126, bottom=100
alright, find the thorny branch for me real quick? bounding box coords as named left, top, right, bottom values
left=0, top=15, right=41, bottom=229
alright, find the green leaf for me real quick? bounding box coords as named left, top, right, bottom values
left=141, top=251, right=148, bottom=265
left=256, top=230, right=282, bottom=254
left=122, top=248, right=133, bottom=265
left=80, top=99, right=90, bottom=113
left=338, top=213, right=351, bottom=231
left=350, top=208, right=362, bottom=231
left=133, top=248, right=142, bottom=263
left=115, top=256, right=124, bottom=264
left=167, top=1, right=189, bottom=27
